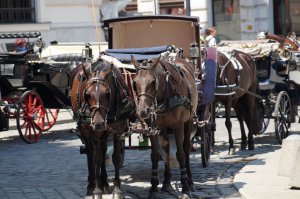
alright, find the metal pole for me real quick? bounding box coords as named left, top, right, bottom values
left=186, top=0, right=191, bottom=16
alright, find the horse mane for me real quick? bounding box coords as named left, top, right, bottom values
left=265, top=32, right=298, bottom=50
left=159, top=58, right=184, bottom=83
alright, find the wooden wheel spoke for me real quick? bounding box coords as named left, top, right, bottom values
left=17, top=91, right=44, bottom=144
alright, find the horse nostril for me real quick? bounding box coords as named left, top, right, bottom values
left=92, top=123, right=103, bottom=131
left=139, top=109, right=150, bottom=119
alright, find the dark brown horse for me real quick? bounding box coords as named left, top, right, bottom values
left=131, top=55, right=198, bottom=199
left=70, top=59, right=135, bottom=199
left=257, top=31, right=298, bottom=51
left=214, top=50, right=265, bottom=154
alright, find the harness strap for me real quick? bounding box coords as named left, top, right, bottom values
left=237, top=87, right=263, bottom=100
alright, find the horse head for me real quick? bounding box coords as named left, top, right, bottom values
left=84, top=63, right=113, bottom=131
left=252, top=98, right=265, bottom=135
left=131, top=55, right=161, bottom=119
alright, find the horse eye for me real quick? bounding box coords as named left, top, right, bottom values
left=152, top=80, right=156, bottom=87
left=84, top=92, right=90, bottom=101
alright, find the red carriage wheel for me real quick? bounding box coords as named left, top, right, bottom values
left=43, top=109, right=59, bottom=131
left=16, top=90, right=45, bottom=144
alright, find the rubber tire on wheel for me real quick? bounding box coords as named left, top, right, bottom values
left=259, top=97, right=273, bottom=134
left=16, top=90, right=45, bottom=144
left=274, top=91, right=291, bottom=144
left=43, top=109, right=59, bottom=131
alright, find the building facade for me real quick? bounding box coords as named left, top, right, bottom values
left=0, top=0, right=104, bottom=45
left=0, top=0, right=299, bottom=45
left=128, top=0, right=300, bottom=41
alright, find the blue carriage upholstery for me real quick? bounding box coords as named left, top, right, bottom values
left=201, top=59, right=216, bottom=105
left=104, top=45, right=174, bottom=62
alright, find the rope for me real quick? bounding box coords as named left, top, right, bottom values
left=91, top=0, right=101, bottom=53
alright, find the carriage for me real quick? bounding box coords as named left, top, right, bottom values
left=0, top=32, right=102, bottom=143
left=102, top=15, right=216, bottom=167
left=0, top=32, right=70, bottom=143
left=217, top=38, right=300, bottom=144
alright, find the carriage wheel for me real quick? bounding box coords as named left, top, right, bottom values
left=259, top=97, right=273, bottom=134
left=274, top=91, right=291, bottom=144
left=43, top=109, right=59, bottom=131
left=16, top=90, right=45, bottom=144
left=197, top=104, right=213, bottom=168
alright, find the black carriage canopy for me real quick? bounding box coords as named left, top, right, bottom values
left=104, top=45, right=175, bottom=61
left=0, top=32, right=41, bottom=39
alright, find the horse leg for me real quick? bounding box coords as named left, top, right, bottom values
left=91, top=136, right=104, bottom=199
left=174, top=126, right=191, bottom=199
left=86, top=143, right=95, bottom=195
left=161, top=129, right=172, bottom=192
left=234, top=103, right=247, bottom=150
left=100, top=134, right=110, bottom=194
left=148, top=134, right=160, bottom=199
left=247, top=131, right=254, bottom=150
left=112, top=135, right=123, bottom=199
left=224, top=103, right=234, bottom=155
left=243, top=96, right=255, bottom=150
left=79, top=127, right=95, bottom=196
left=184, top=120, right=194, bottom=192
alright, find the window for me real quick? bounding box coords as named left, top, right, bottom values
left=0, top=0, right=36, bottom=23
left=212, top=0, right=241, bottom=41
left=274, top=0, right=300, bottom=35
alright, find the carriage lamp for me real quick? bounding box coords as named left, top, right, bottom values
left=82, top=43, right=93, bottom=59
left=190, top=42, right=200, bottom=58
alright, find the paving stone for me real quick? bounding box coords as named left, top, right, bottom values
left=0, top=112, right=282, bottom=199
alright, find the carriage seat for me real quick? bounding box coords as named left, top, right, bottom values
left=45, top=53, right=85, bottom=64
left=104, top=45, right=175, bottom=62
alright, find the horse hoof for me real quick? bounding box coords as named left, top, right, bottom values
left=148, top=191, right=158, bottom=199
left=240, top=143, right=247, bottom=150
left=161, top=183, right=172, bottom=192
left=248, top=144, right=255, bottom=150
left=181, top=192, right=191, bottom=199
left=210, top=147, right=215, bottom=154
left=228, top=147, right=235, bottom=155
left=113, top=193, right=123, bottom=199
left=87, top=189, right=93, bottom=196
left=92, top=194, right=102, bottom=199
left=102, top=185, right=110, bottom=194
left=189, top=183, right=195, bottom=192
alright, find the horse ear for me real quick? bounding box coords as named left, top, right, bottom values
left=265, top=29, right=269, bottom=35
left=82, top=64, right=91, bottom=78
left=107, top=63, right=114, bottom=74
left=131, top=55, right=139, bottom=69
left=152, top=55, right=161, bottom=68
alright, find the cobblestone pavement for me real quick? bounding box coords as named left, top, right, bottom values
left=0, top=110, right=294, bottom=199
